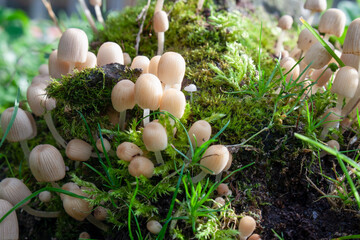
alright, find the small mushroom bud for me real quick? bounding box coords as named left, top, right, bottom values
left=39, top=63, right=49, bottom=75
left=184, top=84, right=197, bottom=104
left=96, top=138, right=111, bottom=153
left=128, top=156, right=154, bottom=178
left=62, top=188, right=92, bottom=221
left=131, top=55, right=150, bottom=74
left=248, top=234, right=262, bottom=240
left=275, top=15, right=293, bottom=57
left=79, top=232, right=91, bottom=239
left=39, top=191, right=52, bottom=203
left=66, top=139, right=93, bottom=162
left=158, top=52, right=186, bottom=89
left=320, top=108, right=342, bottom=139
left=123, top=52, right=132, bottom=66
left=160, top=88, right=186, bottom=120
left=116, top=142, right=143, bottom=162
left=280, top=57, right=300, bottom=82
left=75, top=51, right=97, bottom=71
left=0, top=199, right=19, bottom=240
left=320, top=139, right=340, bottom=157
left=147, top=220, right=162, bottom=234
left=216, top=183, right=230, bottom=196
left=97, top=42, right=124, bottom=66
left=94, top=206, right=108, bottom=221
left=239, top=216, right=256, bottom=240
left=153, top=10, right=169, bottom=55
left=213, top=197, right=225, bottom=208
left=188, top=120, right=212, bottom=148
left=148, top=55, right=161, bottom=76
left=142, top=121, right=168, bottom=164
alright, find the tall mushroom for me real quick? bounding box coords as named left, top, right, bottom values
left=97, top=42, right=124, bottom=66
left=153, top=10, right=169, bottom=55
left=318, top=8, right=346, bottom=41
left=304, top=0, right=327, bottom=25
left=157, top=52, right=186, bottom=90
left=331, top=66, right=358, bottom=109
left=142, top=121, right=168, bottom=165
left=90, top=0, right=105, bottom=26
left=275, top=15, right=293, bottom=57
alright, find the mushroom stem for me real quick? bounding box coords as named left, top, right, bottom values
left=143, top=109, right=150, bottom=126
left=154, top=151, right=164, bottom=165
left=119, top=110, right=126, bottom=131
left=86, top=214, right=109, bottom=232
left=94, top=5, right=105, bottom=27
left=154, top=0, right=164, bottom=12
left=19, top=140, right=30, bottom=164
left=307, top=11, right=316, bottom=26
left=44, top=111, right=67, bottom=149
left=157, top=32, right=165, bottom=55
left=22, top=205, right=60, bottom=218
left=323, top=33, right=330, bottom=41
left=192, top=171, right=207, bottom=184
left=190, top=92, right=193, bottom=104
left=215, top=171, right=223, bottom=182
left=274, top=31, right=285, bottom=57
left=336, top=96, right=344, bottom=110
left=77, top=0, right=98, bottom=34
left=197, top=0, right=205, bottom=13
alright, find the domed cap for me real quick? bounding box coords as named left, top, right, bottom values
left=142, top=121, right=168, bottom=151
left=123, top=53, right=132, bottom=66
left=304, top=0, right=326, bottom=12
left=239, top=216, right=256, bottom=238
left=319, top=9, right=346, bottom=37
left=0, top=199, right=19, bottom=240
left=48, top=49, right=71, bottom=79
left=27, top=83, right=56, bottom=116
left=200, top=145, right=229, bottom=175
left=147, top=220, right=162, bottom=234
left=280, top=57, right=300, bottom=82
left=153, top=10, right=169, bottom=33
left=331, top=66, right=359, bottom=98
left=128, top=156, right=154, bottom=178
left=97, top=42, right=124, bottom=66
left=278, top=15, right=293, bottom=30
left=131, top=56, right=150, bottom=74
left=75, top=51, right=97, bottom=71
left=57, top=28, right=89, bottom=64
left=1, top=107, right=33, bottom=142
left=310, top=66, right=333, bottom=87
left=303, top=41, right=334, bottom=69
left=111, top=80, right=136, bottom=112
left=96, top=138, right=111, bottom=153
left=135, top=73, right=163, bottom=110
left=39, top=64, right=49, bottom=75
left=66, top=139, right=93, bottom=162
left=188, top=120, right=212, bottom=147
left=322, top=108, right=342, bottom=129
left=62, top=188, right=92, bottom=221
left=148, top=55, right=161, bottom=76
left=297, top=28, right=318, bottom=52
left=0, top=178, right=32, bottom=206
left=160, top=88, right=186, bottom=118
left=90, top=0, right=102, bottom=6
left=158, top=52, right=186, bottom=86
left=29, top=144, right=66, bottom=182
left=116, top=142, right=143, bottom=162
left=343, top=18, right=360, bottom=55
left=340, top=53, right=360, bottom=69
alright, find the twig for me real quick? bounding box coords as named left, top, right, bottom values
left=78, top=0, right=98, bottom=34
left=41, top=0, right=64, bottom=33
left=305, top=175, right=338, bottom=208
left=135, top=0, right=151, bottom=55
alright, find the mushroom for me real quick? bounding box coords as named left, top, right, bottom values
left=48, top=49, right=71, bottom=79
left=39, top=191, right=52, bottom=203
left=215, top=152, right=232, bottom=182
left=213, top=197, right=225, bottom=208
left=111, top=79, right=136, bottom=130
left=123, top=53, right=132, bottom=66
left=66, top=139, right=93, bottom=162
left=310, top=65, right=334, bottom=89
left=238, top=216, right=256, bottom=240
left=320, top=108, right=342, bottom=139
left=331, top=66, right=358, bottom=109
left=0, top=107, right=34, bottom=162
left=94, top=206, right=108, bottom=221
left=148, top=55, right=161, bottom=76
left=0, top=199, right=19, bottom=240
left=0, top=178, right=60, bottom=218
left=192, top=145, right=229, bottom=183
left=318, top=8, right=346, bottom=41
left=320, top=139, right=340, bottom=157
left=304, top=0, right=327, bottom=25
left=292, top=28, right=318, bottom=60
left=216, top=183, right=231, bottom=196
left=153, top=10, right=169, bottom=55
left=157, top=52, right=186, bottom=90
left=340, top=53, right=360, bottom=70
left=62, top=188, right=93, bottom=221
left=97, top=42, right=124, bottom=66
left=130, top=55, right=150, bottom=74
left=128, top=156, right=154, bottom=178
left=57, top=28, right=89, bottom=72
left=75, top=51, right=97, bottom=71
left=275, top=15, right=293, bottom=57
left=116, top=142, right=143, bottom=162
left=147, top=220, right=162, bottom=234
left=248, top=234, right=262, bottom=240
left=142, top=121, right=168, bottom=165
left=38, top=63, right=49, bottom=76
left=90, top=0, right=105, bottom=26
left=77, top=0, right=97, bottom=33
left=159, top=88, right=186, bottom=121
left=96, top=137, right=111, bottom=153
left=184, top=84, right=197, bottom=104
left=279, top=57, right=300, bottom=83
left=134, top=73, right=163, bottom=126
left=79, top=232, right=91, bottom=239
left=188, top=120, right=212, bottom=149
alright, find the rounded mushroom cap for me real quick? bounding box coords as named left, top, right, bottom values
left=239, top=216, right=256, bottom=238
left=322, top=107, right=342, bottom=129
left=303, top=41, right=334, bottom=69
left=278, top=15, right=293, bottom=30
left=153, top=10, right=169, bottom=33
left=27, top=83, right=56, bottom=116
left=216, top=183, right=230, bottom=196
left=75, top=51, right=97, bottom=71
left=318, top=8, right=346, bottom=37
left=0, top=199, right=19, bottom=240
left=97, top=42, right=124, bottom=66
left=57, top=28, right=89, bottom=63
left=248, top=234, right=262, bottom=240
left=94, top=206, right=108, bottom=221
left=304, top=0, right=326, bottom=12
left=310, top=66, right=334, bottom=87
left=66, top=139, right=93, bottom=162
left=135, top=73, right=163, bottom=110
left=223, top=152, right=232, bottom=171
left=79, top=232, right=91, bottom=239
left=116, top=142, right=143, bottom=162
left=1, top=107, right=33, bottom=142
left=340, top=53, right=360, bottom=69
left=343, top=18, right=360, bottom=55
left=61, top=182, right=80, bottom=200
left=48, top=49, right=71, bottom=79
left=214, top=197, right=225, bottom=208
left=188, top=120, right=212, bottom=147
left=148, top=55, right=161, bottom=76
left=157, top=52, right=186, bottom=86
left=297, top=28, right=318, bottom=52
left=184, top=84, right=197, bottom=92
left=331, top=66, right=359, bottom=98
left=147, top=220, right=162, bottom=234
left=143, top=121, right=168, bottom=151
left=39, top=63, right=49, bottom=75
left=160, top=88, right=186, bottom=118
left=128, top=156, right=154, bottom=178
left=123, top=52, right=132, bottom=66
left=0, top=178, right=32, bottom=206
left=25, top=111, right=37, bottom=140
left=32, top=74, right=53, bottom=86
left=327, top=140, right=340, bottom=151
left=96, top=138, right=111, bottom=153
left=111, top=79, right=136, bottom=112
left=280, top=57, right=300, bottom=82
left=131, top=55, right=150, bottom=74
left=29, top=144, right=66, bottom=182
left=90, top=0, right=102, bottom=6
left=62, top=188, right=92, bottom=221
left=200, top=145, right=229, bottom=175
left=39, top=191, right=52, bottom=203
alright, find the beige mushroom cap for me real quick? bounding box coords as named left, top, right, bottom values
left=48, top=49, right=71, bottom=79
left=29, top=144, right=66, bottom=182
left=0, top=199, right=19, bottom=240
left=239, top=216, right=256, bottom=238
left=278, top=15, right=293, bottom=30
left=128, top=156, right=154, bottom=178
left=319, top=9, right=346, bottom=37
left=0, top=178, right=32, bottom=206
left=157, top=52, right=186, bottom=86
left=322, top=107, right=342, bottom=129
left=188, top=120, right=212, bottom=147
left=160, top=88, right=186, bottom=118
left=39, top=191, right=52, bottom=203
left=131, top=55, right=150, bottom=74
left=280, top=57, right=300, bottom=82
left=75, top=51, right=97, bottom=71
left=135, top=73, right=163, bottom=110
left=116, top=142, right=143, bottom=162
left=62, top=188, right=92, bottom=221
left=1, top=107, right=33, bottom=142
left=331, top=66, right=359, bottom=98
left=97, top=42, right=124, bottom=66
left=343, top=18, right=360, bottom=55
left=111, top=79, right=136, bottom=112
left=304, top=0, right=327, bottom=12
left=123, top=52, right=132, bottom=66
left=142, top=121, right=168, bottom=151
left=310, top=66, right=333, bottom=87
left=90, top=0, right=102, bottom=6
left=94, top=206, right=108, bottom=221
left=96, top=138, right=111, bottom=153
left=340, top=53, right=360, bottom=69
left=27, top=83, right=56, bottom=116
left=66, top=139, right=93, bottom=162
left=147, top=220, right=162, bottom=234
left=148, top=55, right=161, bottom=76
left=303, top=41, right=334, bottom=69
left=153, top=10, right=169, bottom=33
left=57, top=28, right=89, bottom=64
left=200, top=145, right=229, bottom=175
left=39, top=63, right=49, bottom=75
left=297, top=28, right=318, bottom=52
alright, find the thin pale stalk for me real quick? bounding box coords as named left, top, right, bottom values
left=192, top=171, right=207, bottom=184
left=197, top=0, right=205, bottom=13
left=19, top=140, right=30, bottom=164
left=86, top=214, right=109, bottom=232
left=22, top=205, right=60, bottom=218
left=119, top=110, right=126, bottom=131
left=157, top=32, right=165, bottom=55
left=44, top=112, right=67, bottom=149
left=94, top=5, right=105, bottom=26
left=143, top=109, right=150, bottom=126
left=154, top=0, right=164, bottom=12
left=323, top=33, right=330, bottom=41
left=336, top=95, right=344, bottom=110
left=274, top=31, right=285, bottom=57
left=77, top=0, right=98, bottom=34
left=154, top=151, right=164, bottom=165
left=307, top=11, right=316, bottom=26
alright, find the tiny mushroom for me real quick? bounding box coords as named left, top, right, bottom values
left=66, top=139, right=93, bottom=162
left=116, top=142, right=143, bottom=162
left=90, top=0, right=105, bottom=26
left=239, top=216, right=256, bottom=240
left=157, top=52, right=186, bottom=90
left=130, top=55, right=150, bottom=74
left=304, top=0, right=327, bottom=25
left=128, top=156, right=154, bottom=178
left=97, top=42, right=124, bottom=66
left=184, top=84, right=197, bottom=104
left=275, top=15, right=293, bottom=57
left=320, top=108, right=342, bottom=139
left=96, top=138, right=111, bottom=153
left=147, top=220, right=162, bottom=235
left=0, top=199, right=19, bottom=240
left=142, top=121, right=168, bottom=165
left=153, top=10, right=169, bottom=55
